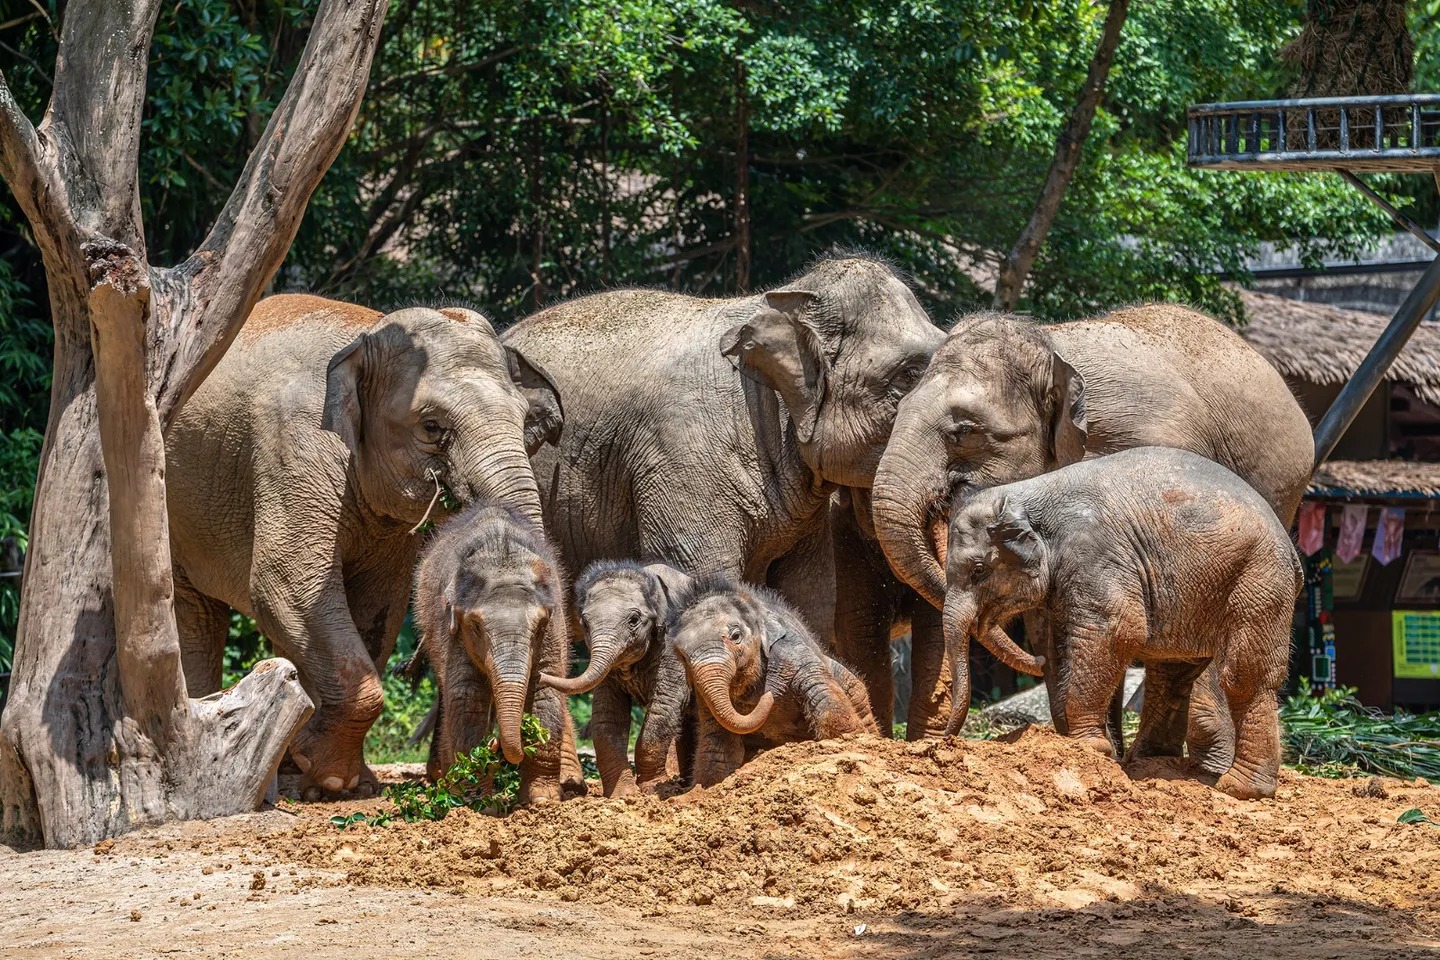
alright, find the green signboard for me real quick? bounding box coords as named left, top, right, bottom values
left=1392, top=611, right=1440, bottom=679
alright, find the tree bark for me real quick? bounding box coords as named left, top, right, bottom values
left=0, top=0, right=389, bottom=849
left=992, top=0, right=1129, bottom=311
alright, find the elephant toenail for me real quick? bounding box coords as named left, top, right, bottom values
left=321, top=775, right=345, bottom=792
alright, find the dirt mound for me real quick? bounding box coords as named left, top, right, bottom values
left=191, top=728, right=1440, bottom=920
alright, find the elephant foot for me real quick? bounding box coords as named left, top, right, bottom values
left=1075, top=733, right=1117, bottom=759
left=289, top=718, right=369, bottom=797
left=1125, top=732, right=1186, bottom=762
left=605, top=774, right=639, bottom=799
left=520, top=778, right=563, bottom=806
left=1188, top=737, right=1235, bottom=778
left=1215, top=766, right=1276, bottom=800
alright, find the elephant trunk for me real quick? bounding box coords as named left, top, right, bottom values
left=873, top=431, right=950, bottom=610
left=974, top=621, right=1046, bottom=678
left=690, top=662, right=774, bottom=736
left=942, top=591, right=975, bottom=735
left=541, top=635, right=622, bottom=695
left=491, top=676, right=531, bottom=765
left=453, top=431, right=545, bottom=527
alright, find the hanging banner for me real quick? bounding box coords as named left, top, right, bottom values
left=1298, top=501, right=1326, bottom=556
left=1336, top=504, right=1368, bottom=564
left=1372, top=507, right=1405, bottom=566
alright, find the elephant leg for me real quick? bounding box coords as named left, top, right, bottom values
left=692, top=707, right=746, bottom=788
left=519, top=624, right=569, bottom=804
left=826, top=499, right=900, bottom=729
left=432, top=669, right=492, bottom=782
left=591, top=680, right=637, bottom=797
left=343, top=562, right=411, bottom=797
left=1187, top=661, right=1236, bottom=777
left=1126, top=659, right=1207, bottom=761
left=1215, top=678, right=1282, bottom=800
left=766, top=514, right=838, bottom=650
left=252, top=551, right=385, bottom=798
left=1030, top=609, right=1068, bottom=735
left=559, top=708, right=587, bottom=798
left=906, top=602, right=952, bottom=739
left=634, top=649, right=691, bottom=788
left=175, top=571, right=230, bottom=696
left=1058, top=620, right=1135, bottom=759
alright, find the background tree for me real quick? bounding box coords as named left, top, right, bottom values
left=0, top=0, right=388, bottom=848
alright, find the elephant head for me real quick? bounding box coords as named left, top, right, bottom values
left=720, top=257, right=944, bottom=489
left=873, top=313, right=1086, bottom=609
left=541, top=560, right=693, bottom=694
left=669, top=585, right=777, bottom=735
left=431, top=505, right=560, bottom=764
left=323, top=306, right=563, bottom=529
left=941, top=489, right=1048, bottom=732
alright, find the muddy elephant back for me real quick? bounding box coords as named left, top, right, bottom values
left=1068, top=304, right=1313, bottom=525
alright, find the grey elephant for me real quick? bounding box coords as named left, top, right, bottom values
left=166, top=294, right=565, bottom=797
left=872, top=305, right=1313, bottom=763
left=414, top=500, right=573, bottom=803
left=941, top=448, right=1302, bottom=799
left=669, top=579, right=878, bottom=787
left=502, top=255, right=943, bottom=753
left=540, top=559, right=696, bottom=796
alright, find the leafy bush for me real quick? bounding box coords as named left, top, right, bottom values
left=1281, top=680, right=1440, bottom=781
left=385, top=713, right=549, bottom=820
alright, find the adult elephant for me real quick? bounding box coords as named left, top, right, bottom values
left=504, top=256, right=945, bottom=772
left=166, top=294, right=565, bottom=797
left=872, top=304, right=1314, bottom=765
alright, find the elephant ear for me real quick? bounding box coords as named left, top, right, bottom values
left=719, top=290, right=829, bottom=443
left=987, top=496, right=1042, bottom=570
left=760, top=609, right=790, bottom=657
left=505, top=346, right=565, bottom=455
left=1048, top=352, right=1088, bottom=467
left=322, top=334, right=367, bottom=454
left=644, top=564, right=694, bottom=619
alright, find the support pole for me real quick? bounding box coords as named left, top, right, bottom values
left=1313, top=251, right=1440, bottom=466
left=1337, top=171, right=1440, bottom=256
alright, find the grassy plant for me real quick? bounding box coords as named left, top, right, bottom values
left=1281, top=679, right=1440, bottom=781
left=384, top=713, right=549, bottom=820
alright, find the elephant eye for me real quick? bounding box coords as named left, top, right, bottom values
left=421, top=417, right=450, bottom=446
left=970, top=560, right=989, bottom=582
left=628, top=610, right=643, bottom=628
left=726, top=624, right=743, bottom=645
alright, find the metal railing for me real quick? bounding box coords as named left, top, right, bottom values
left=1188, top=95, right=1440, bottom=172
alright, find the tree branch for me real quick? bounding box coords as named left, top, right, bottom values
left=157, top=0, right=391, bottom=425
left=48, top=0, right=162, bottom=253
left=0, top=68, right=47, bottom=220
left=992, top=0, right=1129, bottom=311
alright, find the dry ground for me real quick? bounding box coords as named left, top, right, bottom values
left=4, top=727, right=1439, bottom=959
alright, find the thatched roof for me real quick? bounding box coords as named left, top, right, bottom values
left=1310, top=459, right=1440, bottom=499
left=1238, top=289, right=1440, bottom=406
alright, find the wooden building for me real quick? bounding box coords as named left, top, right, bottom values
left=1240, top=290, right=1440, bottom=709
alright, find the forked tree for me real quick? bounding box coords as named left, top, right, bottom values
left=0, top=0, right=389, bottom=848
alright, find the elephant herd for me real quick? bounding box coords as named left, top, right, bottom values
left=164, top=254, right=1314, bottom=804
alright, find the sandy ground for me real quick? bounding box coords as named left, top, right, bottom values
left=4, top=727, right=1440, bottom=959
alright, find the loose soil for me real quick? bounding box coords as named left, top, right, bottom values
left=5, top=727, right=1439, bottom=958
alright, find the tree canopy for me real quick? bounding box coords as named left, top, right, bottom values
left=0, top=0, right=1433, bottom=661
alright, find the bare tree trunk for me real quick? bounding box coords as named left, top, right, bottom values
left=992, top=0, right=1129, bottom=311
left=734, top=60, right=751, bottom=294
left=0, top=0, right=389, bottom=849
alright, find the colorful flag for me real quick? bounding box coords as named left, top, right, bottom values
left=1336, top=504, right=1368, bottom=564
left=1373, top=507, right=1405, bottom=566
left=1298, top=501, right=1326, bottom=556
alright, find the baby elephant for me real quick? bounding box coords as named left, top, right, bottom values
left=415, top=501, right=574, bottom=803
left=541, top=560, right=695, bottom=797
left=942, top=447, right=1302, bottom=799
left=670, top=579, right=878, bottom=787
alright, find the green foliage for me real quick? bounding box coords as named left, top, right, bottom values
left=366, top=669, right=437, bottom=765
left=385, top=713, right=549, bottom=820
left=1397, top=807, right=1435, bottom=826
left=1281, top=680, right=1440, bottom=781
